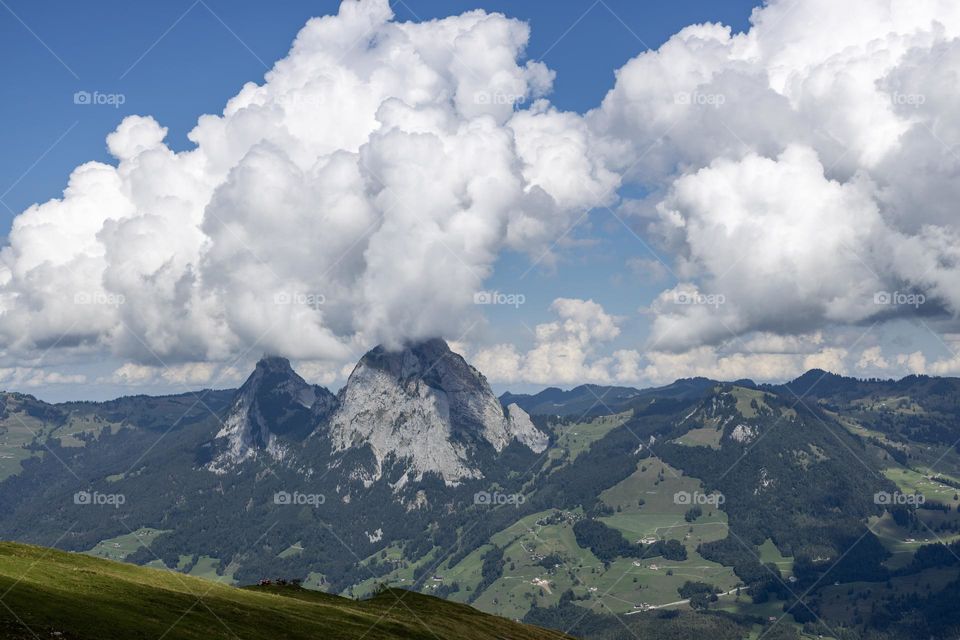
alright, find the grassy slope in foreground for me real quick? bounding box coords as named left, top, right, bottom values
left=0, top=542, right=571, bottom=640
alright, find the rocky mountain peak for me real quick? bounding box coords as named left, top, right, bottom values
left=253, top=354, right=297, bottom=373
left=355, top=338, right=473, bottom=387
left=329, top=339, right=548, bottom=486
left=204, top=344, right=547, bottom=484
left=206, top=355, right=335, bottom=474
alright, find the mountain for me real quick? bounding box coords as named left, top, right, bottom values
left=209, top=339, right=547, bottom=485
left=329, top=338, right=547, bottom=485
left=2, top=357, right=960, bottom=639
left=653, top=383, right=891, bottom=588
left=500, top=384, right=643, bottom=418
left=0, top=387, right=235, bottom=481
left=501, top=377, right=715, bottom=418
left=0, top=541, right=570, bottom=640
left=771, top=370, right=960, bottom=447
left=208, top=355, right=336, bottom=473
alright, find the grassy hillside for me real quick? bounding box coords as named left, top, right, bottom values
left=0, top=542, right=572, bottom=640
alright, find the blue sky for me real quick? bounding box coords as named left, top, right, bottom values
left=2, top=0, right=958, bottom=401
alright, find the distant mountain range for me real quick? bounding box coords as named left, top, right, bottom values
left=500, top=377, right=716, bottom=417
left=1, top=341, right=960, bottom=639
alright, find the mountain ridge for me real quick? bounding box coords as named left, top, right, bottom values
left=0, top=541, right=572, bottom=640
left=207, top=355, right=336, bottom=473
left=2, top=354, right=960, bottom=638
left=202, top=339, right=549, bottom=485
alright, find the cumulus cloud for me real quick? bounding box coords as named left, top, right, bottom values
left=108, top=361, right=235, bottom=386
left=594, top=0, right=960, bottom=352
left=638, top=330, right=854, bottom=385
left=0, top=0, right=617, bottom=368
left=900, top=334, right=960, bottom=376
left=469, top=298, right=862, bottom=387
left=857, top=346, right=890, bottom=372
left=644, top=146, right=889, bottom=350
left=472, top=298, right=639, bottom=385
left=8, top=0, right=960, bottom=391
left=0, top=368, right=86, bottom=388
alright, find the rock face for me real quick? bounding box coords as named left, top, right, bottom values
left=503, top=403, right=549, bottom=452
left=207, top=356, right=336, bottom=474
left=206, top=340, right=548, bottom=485
left=729, top=423, right=757, bottom=444
left=328, top=339, right=548, bottom=485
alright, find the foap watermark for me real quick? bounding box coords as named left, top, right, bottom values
left=674, top=490, right=725, bottom=506
left=473, top=90, right=526, bottom=106
left=885, top=91, right=926, bottom=108
left=274, top=490, right=325, bottom=506
left=874, top=291, right=925, bottom=308
left=474, top=290, right=525, bottom=308
left=74, top=490, right=126, bottom=509
left=73, top=292, right=125, bottom=307
left=474, top=490, right=526, bottom=506
left=675, top=91, right=725, bottom=108
left=875, top=491, right=925, bottom=506
left=274, top=291, right=326, bottom=310
left=673, top=291, right=725, bottom=308
left=73, top=90, right=126, bottom=109
left=274, top=93, right=327, bottom=109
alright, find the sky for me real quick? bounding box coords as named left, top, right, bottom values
left=2, top=0, right=960, bottom=401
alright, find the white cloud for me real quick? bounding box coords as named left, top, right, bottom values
left=803, top=348, right=849, bottom=376
left=913, top=335, right=960, bottom=375
left=472, top=298, right=638, bottom=385
left=856, top=346, right=890, bottom=371
left=595, top=0, right=960, bottom=352
left=641, top=348, right=800, bottom=385
left=638, top=330, right=852, bottom=385
left=0, top=0, right=617, bottom=368
left=108, top=361, right=227, bottom=386
left=0, top=368, right=86, bottom=388
left=109, top=363, right=156, bottom=385
left=645, top=146, right=889, bottom=350
left=8, top=0, right=960, bottom=391
left=897, top=351, right=928, bottom=375
left=293, top=360, right=356, bottom=388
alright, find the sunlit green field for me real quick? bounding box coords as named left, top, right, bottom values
left=0, top=542, right=571, bottom=640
